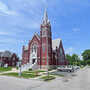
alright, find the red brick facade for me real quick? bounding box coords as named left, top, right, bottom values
left=0, top=51, right=19, bottom=67
left=22, top=10, right=68, bottom=69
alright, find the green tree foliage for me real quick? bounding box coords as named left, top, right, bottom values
left=66, top=49, right=90, bottom=66
left=65, top=54, right=72, bottom=65
left=66, top=54, right=81, bottom=66
left=72, top=54, right=80, bottom=62
left=86, top=60, right=90, bottom=65
left=80, top=60, right=86, bottom=66
left=82, top=49, right=90, bottom=60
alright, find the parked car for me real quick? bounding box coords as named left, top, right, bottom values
left=57, top=65, right=74, bottom=72
left=73, top=66, right=80, bottom=70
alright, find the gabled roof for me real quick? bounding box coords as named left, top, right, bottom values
left=52, top=38, right=61, bottom=50
left=34, top=32, right=40, bottom=40
left=23, top=33, right=40, bottom=52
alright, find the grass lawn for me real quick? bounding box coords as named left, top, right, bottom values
left=41, top=75, right=56, bottom=81
left=0, top=69, right=47, bottom=79
left=23, top=71, right=35, bottom=74
left=23, top=70, right=46, bottom=74
left=1, top=71, right=40, bottom=79
left=36, top=70, right=46, bottom=72
left=0, top=67, right=12, bottom=72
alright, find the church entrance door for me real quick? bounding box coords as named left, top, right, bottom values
left=32, top=59, right=36, bottom=64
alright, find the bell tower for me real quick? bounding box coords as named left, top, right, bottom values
left=40, top=9, right=52, bottom=68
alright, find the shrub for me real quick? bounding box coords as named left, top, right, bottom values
left=86, top=60, right=90, bottom=65
left=29, top=68, right=32, bottom=71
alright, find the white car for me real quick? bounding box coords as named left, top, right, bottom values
left=57, top=66, right=74, bottom=72
left=73, top=66, right=80, bottom=70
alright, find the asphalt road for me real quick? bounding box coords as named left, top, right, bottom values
left=0, top=67, right=90, bottom=90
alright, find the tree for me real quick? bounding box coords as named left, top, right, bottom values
left=66, top=54, right=73, bottom=65
left=66, top=54, right=81, bottom=65
left=72, top=54, right=81, bottom=65
left=80, top=60, right=86, bottom=66
left=86, top=60, right=90, bottom=65
left=82, top=49, right=90, bottom=60
left=72, top=54, right=79, bottom=62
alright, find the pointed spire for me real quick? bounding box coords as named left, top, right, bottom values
left=42, top=8, right=49, bottom=25
left=43, top=8, right=48, bottom=21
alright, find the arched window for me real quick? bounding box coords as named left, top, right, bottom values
left=60, top=48, right=63, bottom=55
left=34, top=45, right=37, bottom=53
left=42, top=31, right=45, bottom=35
left=32, top=47, right=33, bottom=53
left=31, top=44, right=37, bottom=53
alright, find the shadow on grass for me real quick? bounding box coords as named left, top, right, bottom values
left=41, top=75, right=56, bottom=81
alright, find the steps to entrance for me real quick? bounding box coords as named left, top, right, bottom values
left=21, top=62, right=39, bottom=71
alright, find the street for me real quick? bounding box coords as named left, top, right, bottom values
left=0, top=67, right=90, bottom=90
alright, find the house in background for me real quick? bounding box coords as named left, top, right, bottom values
left=0, top=51, right=19, bottom=67
left=22, top=10, right=68, bottom=70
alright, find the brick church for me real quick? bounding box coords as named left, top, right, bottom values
left=22, top=10, right=68, bottom=70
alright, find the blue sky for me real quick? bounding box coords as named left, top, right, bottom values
left=0, top=0, right=90, bottom=59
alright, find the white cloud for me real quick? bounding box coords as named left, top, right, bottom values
left=0, top=32, right=10, bottom=35
left=0, top=1, right=17, bottom=16
left=72, top=28, right=80, bottom=32
left=65, top=47, right=74, bottom=54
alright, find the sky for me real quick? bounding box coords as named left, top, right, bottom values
left=0, top=0, right=90, bottom=59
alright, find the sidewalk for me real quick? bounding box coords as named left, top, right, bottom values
left=0, top=68, right=18, bottom=75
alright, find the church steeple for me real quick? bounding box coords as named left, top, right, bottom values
left=42, top=9, right=50, bottom=25
left=40, top=9, right=52, bottom=66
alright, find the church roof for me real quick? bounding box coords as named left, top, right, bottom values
left=34, top=32, right=40, bottom=40
left=23, top=33, right=40, bottom=52
left=52, top=38, right=61, bottom=50
left=0, top=51, right=12, bottom=57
